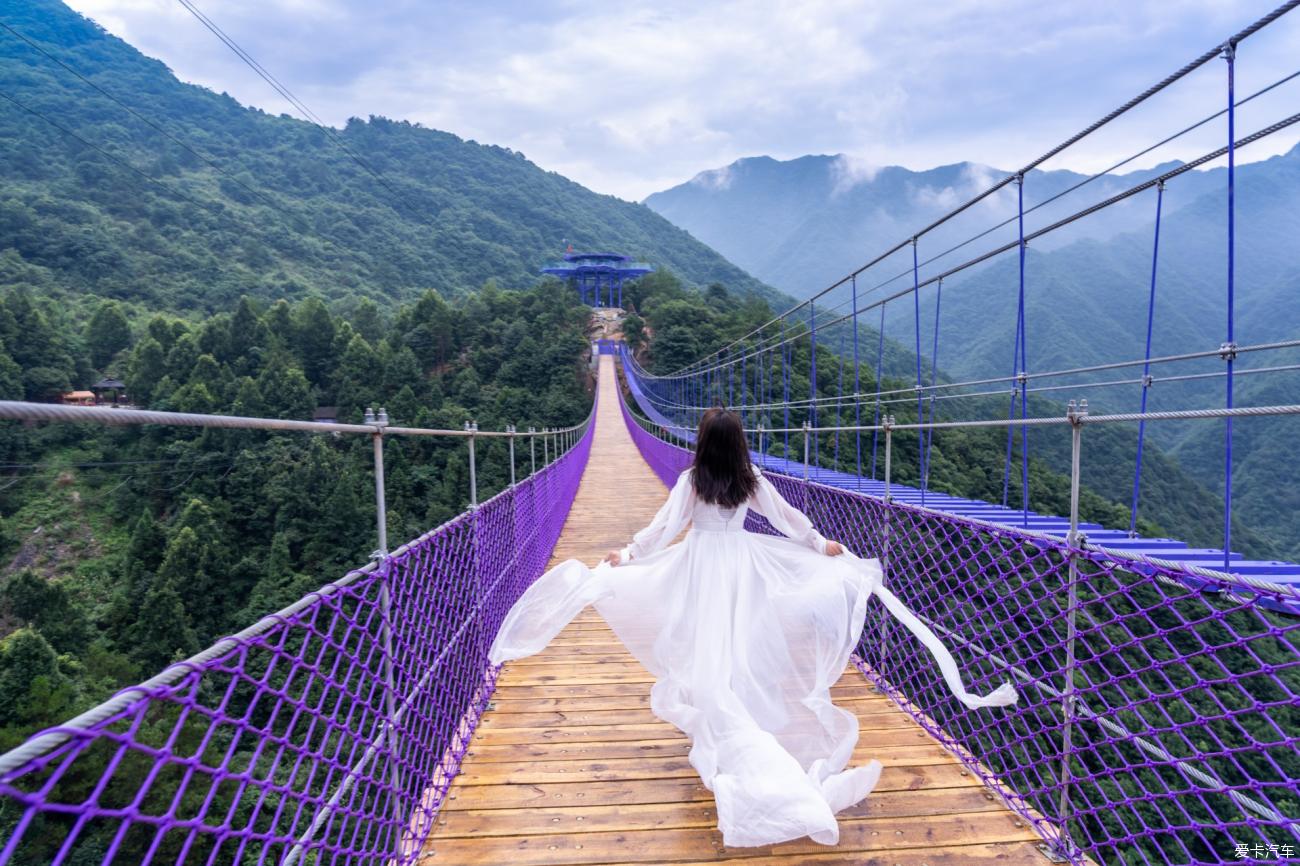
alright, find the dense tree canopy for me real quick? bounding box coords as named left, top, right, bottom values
left=0, top=279, right=592, bottom=750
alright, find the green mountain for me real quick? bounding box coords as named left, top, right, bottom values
left=0, top=0, right=782, bottom=313
left=644, top=153, right=1232, bottom=296
left=647, top=148, right=1300, bottom=560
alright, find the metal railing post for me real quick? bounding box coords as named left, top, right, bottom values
left=364, top=407, right=401, bottom=852
left=880, top=415, right=895, bottom=663
left=365, top=408, right=390, bottom=556
left=507, top=424, right=516, bottom=486
left=529, top=426, right=536, bottom=475
left=1056, top=399, right=1087, bottom=860
left=802, top=421, right=811, bottom=478
left=883, top=416, right=894, bottom=505
left=465, top=420, right=478, bottom=507
left=542, top=427, right=550, bottom=466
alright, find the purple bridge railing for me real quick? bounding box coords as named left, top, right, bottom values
left=617, top=363, right=1300, bottom=865
left=0, top=404, right=596, bottom=865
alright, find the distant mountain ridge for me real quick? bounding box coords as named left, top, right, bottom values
left=644, top=151, right=1269, bottom=295
left=0, top=0, right=783, bottom=312
left=646, top=147, right=1300, bottom=560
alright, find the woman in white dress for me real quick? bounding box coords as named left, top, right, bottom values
left=489, top=408, right=1018, bottom=848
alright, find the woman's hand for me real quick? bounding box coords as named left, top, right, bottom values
left=602, top=549, right=622, bottom=566
left=824, top=541, right=845, bottom=557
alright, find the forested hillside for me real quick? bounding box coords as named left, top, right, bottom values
left=0, top=0, right=781, bottom=313
left=0, top=281, right=592, bottom=750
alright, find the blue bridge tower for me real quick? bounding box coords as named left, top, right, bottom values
left=542, top=250, right=652, bottom=309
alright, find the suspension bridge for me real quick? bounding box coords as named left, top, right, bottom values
left=1, top=3, right=1300, bottom=864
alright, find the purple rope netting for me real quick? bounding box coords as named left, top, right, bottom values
left=618, top=358, right=1300, bottom=866
left=0, top=408, right=595, bottom=865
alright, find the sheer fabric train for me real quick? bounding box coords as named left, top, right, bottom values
left=489, top=468, right=1018, bottom=848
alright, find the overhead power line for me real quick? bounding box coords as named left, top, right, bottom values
left=1, top=20, right=282, bottom=214
left=173, top=0, right=435, bottom=228
left=0, top=88, right=207, bottom=208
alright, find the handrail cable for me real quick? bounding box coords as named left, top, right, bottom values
left=0, top=401, right=590, bottom=437
left=626, top=336, right=1300, bottom=413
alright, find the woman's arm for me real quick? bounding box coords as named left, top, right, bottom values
left=750, top=472, right=842, bottom=555
left=604, top=468, right=695, bottom=565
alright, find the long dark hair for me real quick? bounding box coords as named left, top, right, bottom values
left=692, top=407, right=757, bottom=507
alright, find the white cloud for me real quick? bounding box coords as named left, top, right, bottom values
left=691, top=165, right=734, bottom=191
left=830, top=154, right=882, bottom=196
left=60, top=0, right=1300, bottom=201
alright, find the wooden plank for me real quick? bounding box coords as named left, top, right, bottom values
left=526, top=647, right=644, bottom=659
left=454, top=745, right=956, bottom=787
left=506, top=654, right=648, bottom=666
left=485, top=694, right=656, bottom=712
left=480, top=701, right=915, bottom=731
left=441, top=764, right=987, bottom=811
left=435, top=786, right=1009, bottom=838
left=473, top=712, right=937, bottom=746
left=593, top=843, right=1049, bottom=865
left=465, top=726, right=953, bottom=764
left=494, top=672, right=886, bottom=688
left=486, top=680, right=876, bottom=701
left=485, top=694, right=897, bottom=714
left=421, top=812, right=1041, bottom=865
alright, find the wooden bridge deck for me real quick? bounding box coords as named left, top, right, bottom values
left=421, top=355, right=1048, bottom=865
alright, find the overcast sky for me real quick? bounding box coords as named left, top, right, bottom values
left=63, top=0, right=1300, bottom=201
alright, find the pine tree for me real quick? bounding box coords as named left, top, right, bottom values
left=131, top=574, right=200, bottom=672
left=85, top=301, right=132, bottom=369
left=0, top=628, right=77, bottom=730
left=1, top=570, right=91, bottom=654
left=293, top=298, right=337, bottom=387
left=0, top=340, right=22, bottom=400
left=256, top=355, right=314, bottom=420
left=126, top=336, right=166, bottom=405
left=333, top=334, right=379, bottom=420
left=130, top=526, right=205, bottom=670
left=240, top=531, right=311, bottom=620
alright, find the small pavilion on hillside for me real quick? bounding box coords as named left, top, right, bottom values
left=541, top=249, right=652, bottom=309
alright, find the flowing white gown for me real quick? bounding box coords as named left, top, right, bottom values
left=489, top=467, right=1018, bottom=848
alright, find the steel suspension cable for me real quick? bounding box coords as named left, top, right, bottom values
left=1129, top=182, right=1166, bottom=536
left=1223, top=45, right=1238, bottom=571
left=871, top=302, right=886, bottom=478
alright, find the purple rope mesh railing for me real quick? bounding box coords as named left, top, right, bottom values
left=0, top=411, right=595, bottom=865
left=618, top=380, right=1300, bottom=865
